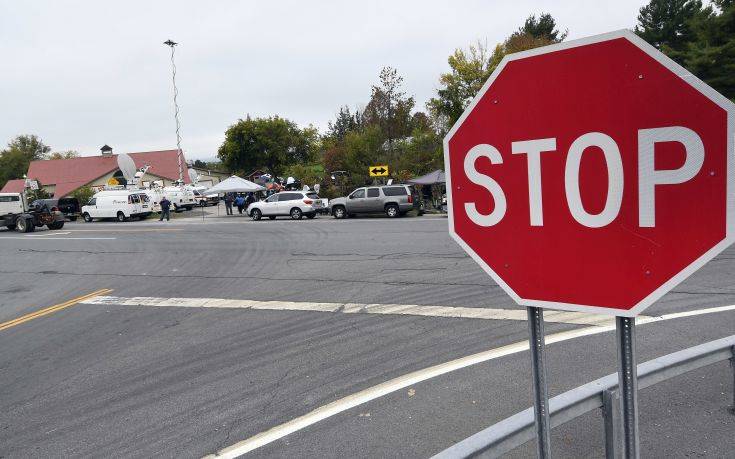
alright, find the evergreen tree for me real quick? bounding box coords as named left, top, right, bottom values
left=635, top=0, right=704, bottom=54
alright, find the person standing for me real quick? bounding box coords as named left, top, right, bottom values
left=224, top=193, right=234, bottom=215
left=159, top=196, right=171, bottom=221
left=235, top=194, right=245, bottom=214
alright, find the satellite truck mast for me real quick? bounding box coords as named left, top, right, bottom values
left=164, top=39, right=184, bottom=185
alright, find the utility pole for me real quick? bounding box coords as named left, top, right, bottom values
left=164, top=39, right=184, bottom=184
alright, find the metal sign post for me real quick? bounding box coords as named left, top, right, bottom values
left=527, top=306, right=551, bottom=458
left=615, top=316, right=639, bottom=458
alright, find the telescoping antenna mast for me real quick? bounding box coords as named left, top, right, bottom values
left=164, top=39, right=184, bottom=185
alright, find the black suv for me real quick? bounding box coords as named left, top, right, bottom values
left=31, top=197, right=81, bottom=221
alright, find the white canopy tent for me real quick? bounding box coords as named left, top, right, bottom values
left=203, top=175, right=265, bottom=195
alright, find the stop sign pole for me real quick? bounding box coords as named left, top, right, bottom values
left=444, top=30, right=735, bottom=459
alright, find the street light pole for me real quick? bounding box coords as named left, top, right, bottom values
left=164, top=39, right=184, bottom=184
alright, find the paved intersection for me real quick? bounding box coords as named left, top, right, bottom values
left=0, top=215, right=733, bottom=458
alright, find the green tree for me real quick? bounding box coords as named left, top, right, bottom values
left=25, top=180, right=51, bottom=202
left=192, top=159, right=207, bottom=168
left=217, top=116, right=318, bottom=176
left=635, top=0, right=704, bottom=54
left=362, top=67, right=416, bottom=150
left=635, top=0, right=735, bottom=101
left=679, top=0, right=735, bottom=100
left=326, top=106, right=362, bottom=141
left=7, top=134, right=51, bottom=161
left=512, top=12, right=568, bottom=42
left=428, top=14, right=566, bottom=132
left=0, top=135, right=51, bottom=189
left=283, top=163, right=324, bottom=188
left=427, top=40, right=498, bottom=133
left=48, top=150, right=79, bottom=160
left=71, top=185, right=95, bottom=204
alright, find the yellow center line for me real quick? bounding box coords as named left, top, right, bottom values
left=0, top=289, right=113, bottom=332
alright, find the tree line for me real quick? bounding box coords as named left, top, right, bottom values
left=3, top=1, right=733, bottom=197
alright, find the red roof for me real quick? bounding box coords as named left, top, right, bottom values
left=0, top=179, right=26, bottom=193
left=25, top=149, right=190, bottom=198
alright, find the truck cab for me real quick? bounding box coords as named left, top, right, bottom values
left=1, top=192, right=65, bottom=232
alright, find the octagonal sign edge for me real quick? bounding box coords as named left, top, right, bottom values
left=444, top=29, right=735, bottom=317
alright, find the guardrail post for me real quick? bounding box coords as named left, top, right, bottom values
left=602, top=389, right=619, bottom=459
left=527, top=306, right=551, bottom=458
left=730, top=345, right=735, bottom=415
left=615, top=316, right=639, bottom=458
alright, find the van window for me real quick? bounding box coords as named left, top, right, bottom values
left=350, top=189, right=365, bottom=199
left=382, top=186, right=408, bottom=196
left=140, top=194, right=150, bottom=203
left=367, top=188, right=380, bottom=198
left=0, top=195, right=20, bottom=202
left=130, top=194, right=140, bottom=204
left=88, top=198, right=97, bottom=206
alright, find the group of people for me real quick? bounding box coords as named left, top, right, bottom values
left=223, top=192, right=256, bottom=215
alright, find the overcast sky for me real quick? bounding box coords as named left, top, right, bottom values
left=0, top=0, right=645, bottom=160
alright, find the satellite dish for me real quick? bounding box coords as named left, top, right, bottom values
left=188, top=168, right=199, bottom=184
left=116, top=154, right=137, bottom=182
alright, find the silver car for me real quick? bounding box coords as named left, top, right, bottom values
left=329, top=185, right=417, bottom=219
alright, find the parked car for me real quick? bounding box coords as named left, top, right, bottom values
left=1, top=193, right=65, bottom=232
left=192, top=188, right=219, bottom=206
left=31, top=197, right=81, bottom=221
left=329, top=185, right=418, bottom=218
left=247, top=191, right=325, bottom=220
left=81, top=190, right=153, bottom=222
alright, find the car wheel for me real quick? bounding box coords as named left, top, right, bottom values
left=385, top=204, right=399, bottom=218
left=16, top=218, right=29, bottom=233
left=290, top=208, right=303, bottom=220
left=116, top=211, right=126, bottom=222
left=333, top=206, right=346, bottom=219
left=82, top=212, right=93, bottom=223
left=251, top=209, right=262, bottom=221
left=306, top=213, right=316, bottom=219
left=268, top=216, right=276, bottom=220
left=47, top=221, right=64, bottom=230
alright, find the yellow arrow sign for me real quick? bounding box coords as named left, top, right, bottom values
left=369, top=165, right=389, bottom=177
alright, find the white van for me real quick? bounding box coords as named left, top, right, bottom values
left=81, top=190, right=153, bottom=222
left=165, top=186, right=197, bottom=211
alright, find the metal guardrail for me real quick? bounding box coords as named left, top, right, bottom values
left=433, top=335, right=735, bottom=459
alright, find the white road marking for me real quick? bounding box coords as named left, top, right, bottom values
left=203, top=303, right=735, bottom=458
left=0, top=236, right=116, bottom=240
left=25, top=231, right=72, bottom=237
left=82, top=295, right=624, bottom=326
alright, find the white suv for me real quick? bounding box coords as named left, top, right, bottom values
left=247, top=191, right=325, bottom=220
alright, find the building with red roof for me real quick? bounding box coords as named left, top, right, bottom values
left=0, top=179, right=27, bottom=194
left=20, top=147, right=191, bottom=198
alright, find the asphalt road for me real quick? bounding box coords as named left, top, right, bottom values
left=0, top=213, right=733, bottom=458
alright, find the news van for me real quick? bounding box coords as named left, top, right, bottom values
left=81, top=190, right=153, bottom=222
left=143, top=186, right=197, bottom=212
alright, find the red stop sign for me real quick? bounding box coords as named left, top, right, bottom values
left=445, top=31, right=735, bottom=316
